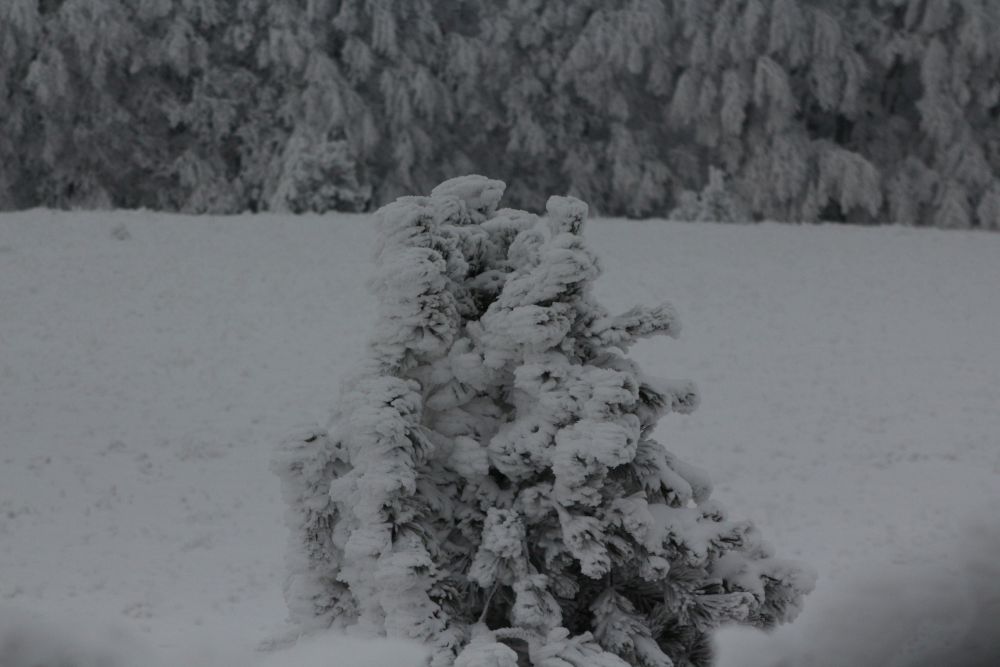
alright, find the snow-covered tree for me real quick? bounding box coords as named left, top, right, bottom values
left=275, top=176, right=815, bottom=666
left=12, top=0, right=152, bottom=208
left=2, top=0, right=997, bottom=228
left=0, top=1, right=39, bottom=207
left=324, top=0, right=460, bottom=202
left=843, top=0, right=1000, bottom=228
left=268, top=134, right=371, bottom=214
left=444, top=1, right=675, bottom=216
left=455, top=0, right=893, bottom=223
left=669, top=168, right=751, bottom=223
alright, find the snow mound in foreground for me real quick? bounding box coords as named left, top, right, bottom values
left=0, top=607, right=428, bottom=667
left=0, top=607, right=151, bottom=667
left=713, top=519, right=1000, bottom=667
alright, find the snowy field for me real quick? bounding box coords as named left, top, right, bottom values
left=2, top=210, right=999, bottom=665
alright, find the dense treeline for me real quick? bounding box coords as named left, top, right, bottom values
left=1, top=0, right=998, bottom=227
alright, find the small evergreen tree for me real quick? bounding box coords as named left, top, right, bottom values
left=669, top=168, right=751, bottom=223
left=274, top=176, right=814, bottom=666
left=268, top=133, right=371, bottom=213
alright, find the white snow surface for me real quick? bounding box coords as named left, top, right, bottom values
left=1, top=210, right=998, bottom=665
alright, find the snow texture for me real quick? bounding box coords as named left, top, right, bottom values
left=1, top=209, right=999, bottom=664
left=0, top=605, right=428, bottom=667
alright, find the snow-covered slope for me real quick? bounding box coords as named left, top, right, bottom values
left=1, top=211, right=998, bottom=664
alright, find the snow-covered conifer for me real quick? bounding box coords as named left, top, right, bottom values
left=16, top=0, right=144, bottom=208
left=276, top=176, right=815, bottom=666
left=844, top=0, right=1000, bottom=227
left=669, top=168, right=751, bottom=223
left=0, top=0, right=40, bottom=208
left=269, top=134, right=371, bottom=213
left=3, top=0, right=998, bottom=228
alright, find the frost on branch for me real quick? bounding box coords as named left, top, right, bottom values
left=276, top=175, right=815, bottom=666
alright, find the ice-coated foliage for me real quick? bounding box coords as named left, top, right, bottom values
left=0, top=3, right=965, bottom=223
left=268, top=136, right=371, bottom=214
left=2, top=0, right=999, bottom=228
left=669, top=169, right=750, bottom=223
left=274, top=176, right=815, bottom=666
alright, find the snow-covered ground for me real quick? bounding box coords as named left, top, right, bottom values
left=2, top=211, right=998, bottom=665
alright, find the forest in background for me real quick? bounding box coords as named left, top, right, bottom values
left=1, top=0, right=999, bottom=228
